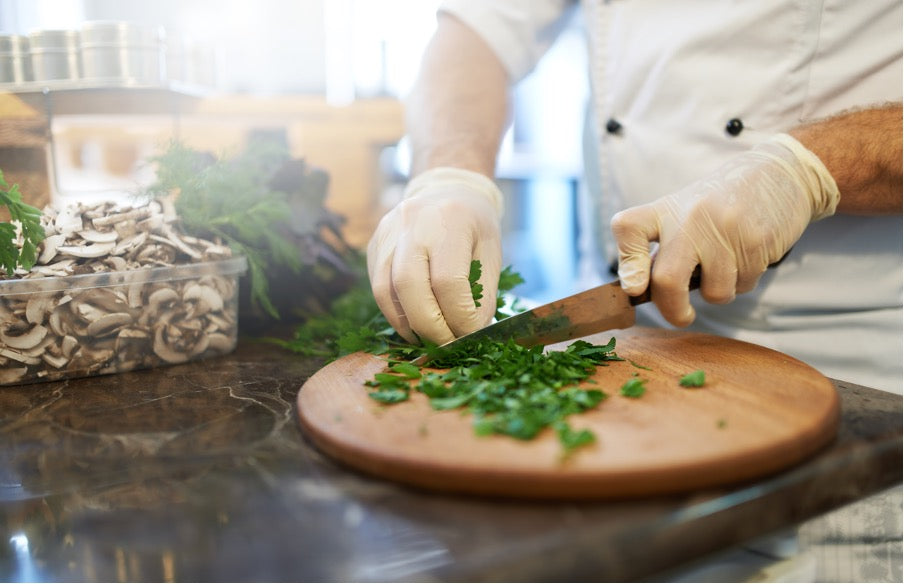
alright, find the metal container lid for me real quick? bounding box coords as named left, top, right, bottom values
left=27, top=29, right=79, bottom=51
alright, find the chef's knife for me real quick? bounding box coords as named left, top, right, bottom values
left=433, top=273, right=701, bottom=355
left=420, top=251, right=791, bottom=361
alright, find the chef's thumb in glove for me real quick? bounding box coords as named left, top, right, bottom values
left=367, top=167, right=504, bottom=345
left=611, top=133, right=840, bottom=327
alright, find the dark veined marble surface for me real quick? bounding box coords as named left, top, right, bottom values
left=0, top=338, right=900, bottom=582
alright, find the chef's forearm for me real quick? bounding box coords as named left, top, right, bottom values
left=790, top=103, right=903, bottom=215
left=406, top=13, right=511, bottom=178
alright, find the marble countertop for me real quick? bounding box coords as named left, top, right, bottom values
left=1, top=337, right=900, bottom=582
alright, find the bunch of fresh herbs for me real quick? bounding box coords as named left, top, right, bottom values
left=142, top=140, right=354, bottom=322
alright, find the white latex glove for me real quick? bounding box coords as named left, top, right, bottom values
left=611, top=133, right=840, bottom=327
left=367, top=167, right=504, bottom=345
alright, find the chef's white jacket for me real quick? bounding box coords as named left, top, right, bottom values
left=440, top=0, right=903, bottom=394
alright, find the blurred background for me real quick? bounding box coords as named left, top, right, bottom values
left=0, top=0, right=588, bottom=302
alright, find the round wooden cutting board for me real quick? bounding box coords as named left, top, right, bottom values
left=296, top=328, right=839, bottom=500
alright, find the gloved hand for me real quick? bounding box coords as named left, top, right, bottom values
left=611, top=133, right=840, bottom=326
left=367, top=167, right=504, bottom=345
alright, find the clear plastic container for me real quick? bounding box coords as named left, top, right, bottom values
left=0, top=256, right=247, bottom=385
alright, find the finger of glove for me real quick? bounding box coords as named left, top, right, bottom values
left=611, top=206, right=657, bottom=296
left=648, top=236, right=698, bottom=327
left=366, top=216, right=416, bottom=343
left=697, top=249, right=739, bottom=305
left=733, top=234, right=772, bottom=294
left=688, top=214, right=739, bottom=305
left=392, top=244, right=456, bottom=345
left=390, top=202, right=462, bottom=346
left=431, top=236, right=501, bottom=338
left=417, top=209, right=501, bottom=339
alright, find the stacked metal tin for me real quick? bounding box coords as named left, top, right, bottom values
left=0, top=21, right=174, bottom=87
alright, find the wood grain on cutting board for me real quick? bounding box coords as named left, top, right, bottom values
left=297, top=328, right=839, bottom=500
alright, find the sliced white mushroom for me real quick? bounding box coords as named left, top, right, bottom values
left=61, top=335, right=78, bottom=358
left=91, top=207, right=151, bottom=228
left=112, top=231, right=148, bottom=256
left=0, top=324, right=48, bottom=350
left=178, top=319, right=203, bottom=332
left=205, top=313, right=232, bottom=332
left=148, top=288, right=179, bottom=312
left=75, top=302, right=108, bottom=322
left=53, top=206, right=83, bottom=236
left=23, top=334, right=55, bottom=357
left=188, top=335, right=210, bottom=357
left=126, top=283, right=144, bottom=308
left=103, top=257, right=128, bottom=272
left=0, top=347, right=42, bottom=365
left=116, top=328, right=148, bottom=340
left=183, top=283, right=224, bottom=314
left=86, top=312, right=133, bottom=337
left=152, top=225, right=203, bottom=260
left=48, top=310, right=66, bottom=337
left=152, top=324, right=188, bottom=364
left=29, top=259, right=75, bottom=277
left=80, top=288, right=130, bottom=314
left=113, top=219, right=138, bottom=239
left=25, top=294, right=55, bottom=325
left=38, top=234, right=67, bottom=264
left=42, top=352, right=69, bottom=369
left=79, top=229, right=120, bottom=243
left=56, top=241, right=117, bottom=259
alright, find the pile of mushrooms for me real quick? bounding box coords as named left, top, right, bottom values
left=0, top=198, right=240, bottom=385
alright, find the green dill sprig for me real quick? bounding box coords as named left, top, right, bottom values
left=143, top=140, right=315, bottom=318
left=0, top=170, right=45, bottom=276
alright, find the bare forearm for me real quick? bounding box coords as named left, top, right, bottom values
left=790, top=103, right=903, bottom=215
left=406, top=14, right=512, bottom=178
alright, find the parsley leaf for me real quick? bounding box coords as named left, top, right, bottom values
left=554, top=421, right=596, bottom=453
left=620, top=376, right=647, bottom=398
left=679, top=370, right=706, bottom=387
left=0, top=170, right=45, bottom=276
left=495, top=265, right=526, bottom=320
left=468, top=259, right=484, bottom=307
